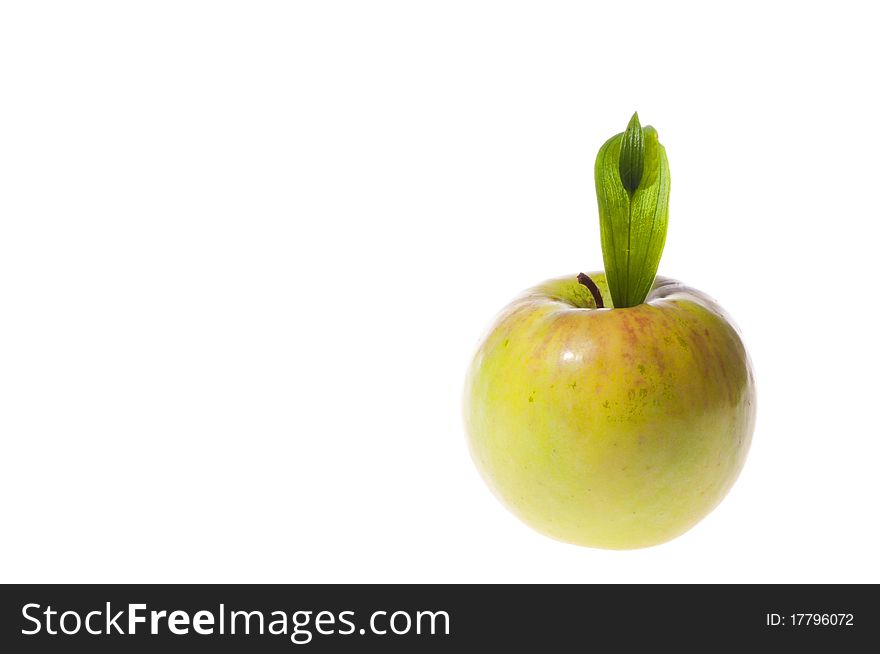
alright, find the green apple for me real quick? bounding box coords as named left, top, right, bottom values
left=463, top=113, right=756, bottom=548
left=464, top=272, right=755, bottom=549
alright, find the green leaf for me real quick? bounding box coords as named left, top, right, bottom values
left=618, top=112, right=644, bottom=196
left=594, top=116, right=670, bottom=308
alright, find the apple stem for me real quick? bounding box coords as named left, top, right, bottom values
left=577, top=273, right=604, bottom=308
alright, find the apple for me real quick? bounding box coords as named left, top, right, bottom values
left=463, top=114, right=756, bottom=548
left=463, top=272, right=755, bottom=549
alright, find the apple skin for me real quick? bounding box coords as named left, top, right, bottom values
left=464, top=272, right=755, bottom=549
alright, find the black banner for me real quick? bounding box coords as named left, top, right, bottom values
left=1, top=584, right=875, bottom=651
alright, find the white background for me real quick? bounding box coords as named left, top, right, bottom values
left=1, top=2, right=878, bottom=583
